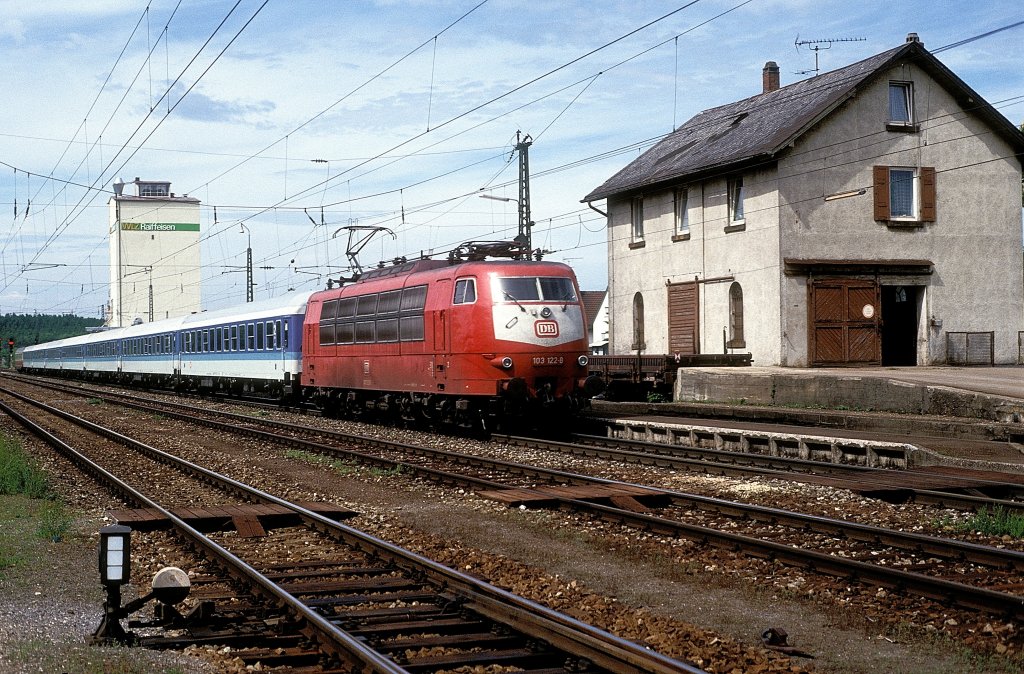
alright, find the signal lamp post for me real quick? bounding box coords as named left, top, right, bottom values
left=92, top=524, right=132, bottom=644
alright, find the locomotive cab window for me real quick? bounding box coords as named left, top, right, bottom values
left=453, top=278, right=476, bottom=304
left=497, top=276, right=577, bottom=303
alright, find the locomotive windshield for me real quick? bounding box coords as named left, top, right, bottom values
left=497, top=276, right=577, bottom=302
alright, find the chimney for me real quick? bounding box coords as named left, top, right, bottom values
left=762, top=61, right=780, bottom=93
left=906, top=32, right=921, bottom=44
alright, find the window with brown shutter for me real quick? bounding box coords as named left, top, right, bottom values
left=872, top=165, right=935, bottom=224
left=873, top=166, right=890, bottom=220
left=920, top=166, right=936, bottom=221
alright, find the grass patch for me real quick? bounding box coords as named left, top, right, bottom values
left=86, top=397, right=104, bottom=405
left=6, top=640, right=192, bottom=674
left=0, top=434, right=51, bottom=499
left=37, top=499, right=73, bottom=542
left=285, top=449, right=358, bottom=475
left=957, top=507, right=1024, bottom=539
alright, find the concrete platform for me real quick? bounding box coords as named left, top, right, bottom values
left=674, top=365, right=1024, bottom=423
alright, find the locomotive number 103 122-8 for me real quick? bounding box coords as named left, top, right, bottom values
left=532, top=355, right=565, bottom=366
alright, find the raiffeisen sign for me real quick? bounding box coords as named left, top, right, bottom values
left=120, top=222, right=200, bottom=232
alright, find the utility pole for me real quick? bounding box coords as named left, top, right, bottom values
left=515, top=131, right=533, bottom=259
left=246, top=245, right=253, bottom=303
left=240, top=224, right=254, bottom=302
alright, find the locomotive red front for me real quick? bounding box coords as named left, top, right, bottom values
left=301, top=258, right=597, bottom=430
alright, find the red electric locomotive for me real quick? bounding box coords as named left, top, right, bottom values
left=301, top=253, right=598, bottom=431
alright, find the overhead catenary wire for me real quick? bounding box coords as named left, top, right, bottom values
left=8, top=12, right=1024, bottom=314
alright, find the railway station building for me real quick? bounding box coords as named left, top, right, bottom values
left=584, top=34, right=1024, bottom=367
left=108, top=178, right=202, bottom=327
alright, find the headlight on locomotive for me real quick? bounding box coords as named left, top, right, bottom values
left=490, top=356, right=514, bottom=370
left=577, top=355, right=589, bottom=367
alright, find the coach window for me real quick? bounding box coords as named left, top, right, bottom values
left=256, top=322, right=264, bottom=350
left=453, top=278, right=476, bottom=304
left=377, top=318, right=399, bottom=342
left=247, top=323, right=256, bottom=351
left=398, top=284, right=427, bottom=342
left=320, top=299, right=338, bottom=346
left=355, top=320, right=375, bottom=343
left=274, top=321, right=281, bottom=350
left=283, top=322, right=289, bottom=349
left=336, top=319, right=354, bottom=344
left=400, top=285, right=428, bottom=311
left=335, top=297, right=356, bottom=345
left=357, top=294, right=378, bottom=318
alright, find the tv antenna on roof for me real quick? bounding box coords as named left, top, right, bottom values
left=794, top=36, right=866, bottom=76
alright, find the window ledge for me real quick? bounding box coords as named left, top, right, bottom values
left=883, top=219, right=924, bottom=229
left=726, top=339, right=746, bottom=349
left=628, top=240, right=646, bottom=249
left=885, top=122, right=920, bottom=133
left=724, top=222, right=746, bottom=233
left=671, top=233, right=691, bottom=242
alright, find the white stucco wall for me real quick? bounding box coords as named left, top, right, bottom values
left=606, top=167, right=782, bottom=362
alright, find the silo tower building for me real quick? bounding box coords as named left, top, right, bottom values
left=108, top=178, right=201, bottom=327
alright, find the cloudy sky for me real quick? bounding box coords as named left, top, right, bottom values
left=1, top=0, right=1022, bottom=318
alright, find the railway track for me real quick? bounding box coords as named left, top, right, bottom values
left=7, top=376, right=1024, bottom=622
left=0, top=384, right=703, bottom=673
left=521, top=433, right=1024, bottom=513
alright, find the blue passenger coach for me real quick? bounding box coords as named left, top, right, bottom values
left=21, top=292, right=313, bottom=396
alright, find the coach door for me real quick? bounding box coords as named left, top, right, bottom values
left=433, top=279, right=449, bottom=354
left=667, top=281, right=699, bottom=355
left=809, top=279, right=880, bottom=366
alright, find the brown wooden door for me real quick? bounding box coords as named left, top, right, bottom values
left=667, top=281, right=699, bottom=355
left=809, top=279, right=880, bottom=365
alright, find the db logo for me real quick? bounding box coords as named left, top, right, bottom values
left=534, top=321, right=559, bottom=337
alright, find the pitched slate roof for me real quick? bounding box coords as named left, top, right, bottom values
left=584, top=40, right=1024, bottom=202
left=580, top=289, right=607, bottom=327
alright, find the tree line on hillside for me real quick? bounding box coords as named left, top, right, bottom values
left=0, top=313, right=104, bottom=350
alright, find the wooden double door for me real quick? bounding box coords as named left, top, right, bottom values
left=809, top=279, right=880, bottom=366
